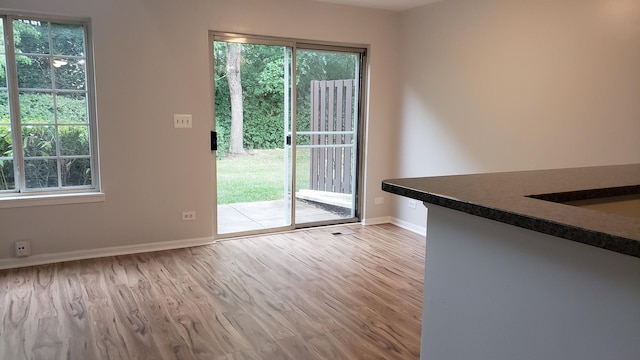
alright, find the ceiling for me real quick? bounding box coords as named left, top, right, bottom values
left=311, top=0, right=443, bottom=12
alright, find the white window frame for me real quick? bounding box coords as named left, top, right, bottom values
left=0, top=10, right=102, bottom=207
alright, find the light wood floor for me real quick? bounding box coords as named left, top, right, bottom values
left=0, top=223, right=425, bottom=360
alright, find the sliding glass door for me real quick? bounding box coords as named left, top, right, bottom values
left=212, top=34, right=364, bottom=238
left=293, top=49, right=360, bottom=226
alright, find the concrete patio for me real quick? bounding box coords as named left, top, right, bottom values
left=217, top=199, right=351, bottom=235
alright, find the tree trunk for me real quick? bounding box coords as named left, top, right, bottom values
left=226, top=42, right=245, bottom=155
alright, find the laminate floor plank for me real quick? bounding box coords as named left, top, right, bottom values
left=128, top=280, right=199, bottom=359
left=32, top=316, right=64, bottom=360
left=0, top=224, right=424, bottom=359
left=33, top=264, right=58, bottom=320
left=108, top=284, right=165, bottom=360
left=277, top=335, right=325, bottom=360
left=2, top=267, right=35, bottom=360
left=172, top=313, right=228, bottom=359
left=303, top=333, right=355, bottom=359
left=221, top=311, right=276, bottom=350
left=53, top=262, right=93, bottom=360
left=88, top=305, right=132, bottom=360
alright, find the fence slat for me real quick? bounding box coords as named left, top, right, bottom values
left=335, top=80, right=344, bottom=193
left=319, top=81, right=327, bottom=190
left=310, top=81, right=320, bottom=190
left=327, top=81, right=336, bottom=192
left=309, top=79, right=354, bottom=195
left=343, top=79, right=353, bottom=193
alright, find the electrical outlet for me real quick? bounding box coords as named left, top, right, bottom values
left=182, top=211, right=196, bottom=221
left=15, top=240, right=31, bottom=257
left=374, top=197, right=384, bottom=205
left=408, top=200, right=417, bottom=209
left=174, top=114, right=192, bottom=128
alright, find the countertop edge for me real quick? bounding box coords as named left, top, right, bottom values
left=382, top=182, right=640, bottom=259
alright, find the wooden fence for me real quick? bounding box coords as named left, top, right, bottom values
left=309, top=79, right=356, bottom=194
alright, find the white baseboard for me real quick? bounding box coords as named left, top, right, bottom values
left=0, top=236, right=215, bottom=270
left=390, top=217, right=427, bottom=236
left=0, top=219, right=426, bottom=270
left=361, top=216, right=393, bottom=225
left=361, top=216, right=426, bottom=236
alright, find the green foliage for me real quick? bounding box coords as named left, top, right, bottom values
left=0, top=125, right=13, bottom=190
left=0, top=161, right=13, bottom=190
left=214, top=42, right=358, bottom=158
left=0, top=92, right=8, bottom=121
left=11, top=20, right=50, bottom=88
left=0, top=126, right=12, bottom=156
left=20, top=125, right=91, bottom=189
left=243, top=111, right=284, bottom=150
left=13, top=19, right=47, bottom=53
left=0, top=17, right=89, bottom=190
left=0, top=90, right=13, bottom=189
left=214, top=43, right=287, bottom=156
left=0, top=90, right=90, bottom=190
left=0, top=19, right=38, bottom=82
left=14, top=92, right=87, bottom=124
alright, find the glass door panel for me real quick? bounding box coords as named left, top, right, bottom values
left=214, top=40, right=293, bottom=236
left=294, top=49, right=360, bottom=226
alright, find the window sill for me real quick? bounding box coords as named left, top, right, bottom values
left=0, top=192, right=106, bottom=209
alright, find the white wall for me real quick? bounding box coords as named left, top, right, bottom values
left=0, top=0, right=401, bottom=264
left=422, top=205, right=640, bottom=359
left=394, top=0, right=640, bottom=228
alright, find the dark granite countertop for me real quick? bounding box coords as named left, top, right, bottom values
left=382, top=164, right=640, bottom=258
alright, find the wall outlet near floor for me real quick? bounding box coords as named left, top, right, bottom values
left=182, top=211, right=196, bottom=221
left=15, top=240, right=31, bottom=257
left=374, top=197, right=384, bottom=205
left=408, top=200, right=417, bottom=209
left=174, top=114, right=192, bottom=128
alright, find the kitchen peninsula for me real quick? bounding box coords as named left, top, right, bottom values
left=383, top=164, right=640, bottom=360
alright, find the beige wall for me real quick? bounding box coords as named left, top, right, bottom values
left=3, top=0, right=639, bottom=263
left=0, top=0, right=401, bottom=264
left=395, top=0, right=640, bottom=228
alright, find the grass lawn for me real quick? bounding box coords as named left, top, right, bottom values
left=216, top=148, right=310, bottom=204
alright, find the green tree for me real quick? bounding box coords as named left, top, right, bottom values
left=226, top=42, right=245, bottom=155
left=214, top=42, right=358, bottom=157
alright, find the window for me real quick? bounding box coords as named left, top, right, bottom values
left=0, top=13, right=98, bottom=196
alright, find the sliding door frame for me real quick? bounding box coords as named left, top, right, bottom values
left=209, top=31, right=368, bottom=238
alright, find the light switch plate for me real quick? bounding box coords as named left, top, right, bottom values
left=174, top=114, right=192, bottom=128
